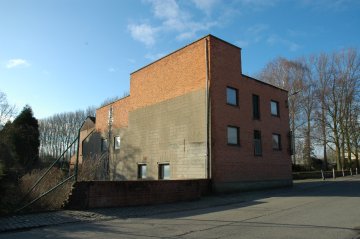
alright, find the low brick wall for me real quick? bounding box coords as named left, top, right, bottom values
left=64, top=179, right=211, bottom=210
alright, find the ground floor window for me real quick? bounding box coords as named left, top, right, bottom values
left=137, top=164, right=147, bottom=179
left=158, top=163, right=170, bottom=179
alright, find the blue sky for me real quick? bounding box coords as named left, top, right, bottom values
left=1, top=0, right=360, bottom=119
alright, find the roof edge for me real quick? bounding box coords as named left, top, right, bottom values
left=131, top=34, right=241, bottom=75
left=96, top=95, right=131, bottom=110
left=242, top=74, right=288, bottom=93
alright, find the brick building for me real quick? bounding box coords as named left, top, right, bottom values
left=79, top=35, right=293, bottom=192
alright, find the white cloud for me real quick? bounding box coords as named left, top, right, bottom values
left=128, top=23, right=158, bottom=47
left=149, top=0, right=180, bottom=20
left=247, top=24, right=269, bottom=35
left=300, top=0, right=356, bottom=11
left=235, top=24, right=269, bottom=48
left=267, top=35, right=300, bottom=52
left=145, top=52, right=165, bottom=61
left=129, top=0, right=219, bottom=46
left=236, top=39, right=249, bottom=47
left=191, top=0, right=220, bottom=15
left=237, top=0, right=279, bottom=9
left=5, top=59, right=30, bottom=68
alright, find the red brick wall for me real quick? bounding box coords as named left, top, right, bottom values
left=209, top=37, right=292, bottom=183
left=64, top=179, right=210, bottom=209
left=96, top=38, right=208, bottom=132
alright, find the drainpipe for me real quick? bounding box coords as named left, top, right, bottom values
left=205, top=38, right=211, bottom=179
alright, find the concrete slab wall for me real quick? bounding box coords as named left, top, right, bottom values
left=109, top=89, right=207, bottom=180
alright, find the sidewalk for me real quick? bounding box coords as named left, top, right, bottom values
left=1, top=176, right=357, bottom=233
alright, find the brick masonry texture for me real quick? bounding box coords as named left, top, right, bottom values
left=208, top=37, right=292, bottom=186
left=80, top=35, right=292, bottom=192
left=65, top=179, right=210, bottom=209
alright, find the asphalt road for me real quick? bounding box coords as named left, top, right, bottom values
left=2, top=176, right=360, bottom=239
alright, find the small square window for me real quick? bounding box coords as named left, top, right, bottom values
left=138, top=164, right=147, bottom=179
left=159, top=164, right=170, bottom=179
left=271, top=100, right=279, bottom=116
left=101, top=138, right=108, bottom=152
left=114, top=136, right=121, bottom=150
left=272, top=134, right=281, bottom=150
left=254, top=130, right=262, bottom=156
left=227, top=126, right=239, bottom=145
left=226, top=87, right=238, bottom=106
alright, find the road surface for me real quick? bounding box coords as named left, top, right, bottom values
left=1, top=176, right=360, bottom=239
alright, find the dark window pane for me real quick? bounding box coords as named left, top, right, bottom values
left=254, top=130, right=262, bottom=156
left=253, top=94, right=260, bottom=119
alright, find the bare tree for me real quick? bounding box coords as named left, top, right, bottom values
left=258, top=58, right=306, bottom=165
left=0, top=91, right=17, bottom=125
left=39, top=107, right=96, bottom=160
left=313, top=53, right=332, bottom=169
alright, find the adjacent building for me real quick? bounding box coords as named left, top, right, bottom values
left=79, top=35, right=293, bottom=192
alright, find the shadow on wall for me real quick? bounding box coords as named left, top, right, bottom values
left=110, top=143, right=142, bottom=181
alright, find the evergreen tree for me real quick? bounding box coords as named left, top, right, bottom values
left=10, top=106, right=40, bottom=172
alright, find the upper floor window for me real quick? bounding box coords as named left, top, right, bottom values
left=226, top=87, right=238, bottom=106
left=271, top=100, right=279, bottom=117
left=254, top=130, right=262, bottom=156
left=227, top=126, right=240, bottom=145
left=114, top=136, right=121, bottom=150
left=272, top=133, right=282, bottom=150
left=252, top=94, right=260, bottom=119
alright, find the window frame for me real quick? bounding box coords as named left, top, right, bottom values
left=252, top=94, right=260, bottom=120
left=270, top=100, right=280, bottom=117
left=254, top=130, right=262, bottom=156
left=158, top=163, right=170, bottom=180
left=101, top=138, right=108, bottom=152
left=226, top=86, right=239, bottom=106
left=114, top=136, right=121, bottom=150
left=227, top=126, right=240, bottom=146
left=137, top=164, right=147, bottom=179
left=272, top=133, right=282, bottom=150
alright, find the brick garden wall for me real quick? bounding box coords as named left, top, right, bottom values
left=64, top=179, right=211, bottom=210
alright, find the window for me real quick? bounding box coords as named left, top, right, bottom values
left=227, top=126, right=240, bottom=145
left=159, top=163, right=170, bottom=179
left=272, top=134, right=281, bottom=150
left=114, top=136, right=121, bottom=150
left=271, top=100, right=279, bottom=116
left=254, top=130, right=262, bottom=156
left=101, top=138, right=108, bottom=152
left=252, top=94, right=260, bottom=119
left=226, top=87, right=238, bottom=106
left=138, top=164, right=147, bottom=179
